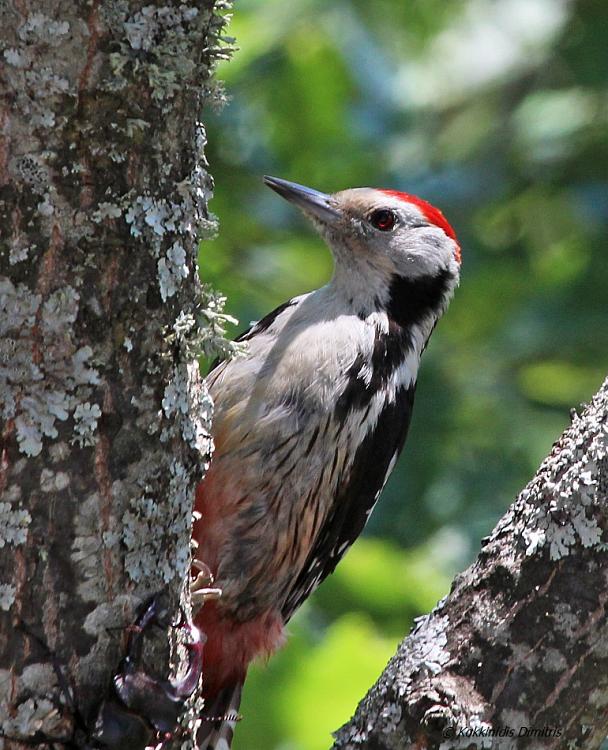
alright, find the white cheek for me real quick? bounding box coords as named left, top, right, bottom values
left=447, top=241, right=462, bottom=275
left=392, top=229, right=455, bottom=279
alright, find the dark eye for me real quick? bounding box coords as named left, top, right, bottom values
left=369, top=209, right=397, bottom=232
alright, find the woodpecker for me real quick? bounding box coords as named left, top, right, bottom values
left=193, top=176, right=460, bottom=749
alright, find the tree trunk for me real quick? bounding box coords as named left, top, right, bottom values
left=333, top=377, right=608, bottom=749
left=0, top=1, right=231, bottom=745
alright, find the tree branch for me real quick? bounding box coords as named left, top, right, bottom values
left=333, top=377, right=608, bottom=750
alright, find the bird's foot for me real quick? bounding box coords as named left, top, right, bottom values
left=191, top=559, right=222, bottom=612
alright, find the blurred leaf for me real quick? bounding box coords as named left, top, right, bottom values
left=518, top=361, right=605, bottom=407
left=202, top=0, right=608, bottom=746
left=313, top=537, right=451, bottom=634
left=278, top=614, right=398, bottom=750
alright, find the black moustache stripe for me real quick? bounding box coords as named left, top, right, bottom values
left=386, top=267, right=453, bottom=328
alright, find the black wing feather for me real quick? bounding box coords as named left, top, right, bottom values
left=281, top=384, right=415, bottom=622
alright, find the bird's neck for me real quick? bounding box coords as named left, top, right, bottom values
left=329, top=262, right=453, bottom=348
left=328, top=260, right=392, bottom=318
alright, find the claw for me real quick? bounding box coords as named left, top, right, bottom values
left=171, top=620, right=204, bottom=698
left=111, top=596, right=204, bottom=740
left=191, top=559, right=214, bottom=585
left=191, top=560, right=222, bottom=610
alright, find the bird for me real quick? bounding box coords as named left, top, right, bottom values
left=193, top=175, right=461, bottom=749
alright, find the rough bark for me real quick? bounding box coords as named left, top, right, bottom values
left=0, top=1, right=231, bottom=746
left=333, top=377, right=608, bottom=750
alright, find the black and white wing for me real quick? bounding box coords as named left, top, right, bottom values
left=281, top=383, right=415, bottom=623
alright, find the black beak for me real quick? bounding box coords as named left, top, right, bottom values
left=263, top=176, right=340, bottom=223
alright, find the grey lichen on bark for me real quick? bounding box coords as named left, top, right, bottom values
left=333, top=377, right=608, bottom=750
left=0, top=0, right=233, bottom=745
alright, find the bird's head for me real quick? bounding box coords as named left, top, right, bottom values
left=264, top=175, right=460, bottom=323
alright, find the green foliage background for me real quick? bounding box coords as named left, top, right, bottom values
left=199, top=1, right=608, bottom=747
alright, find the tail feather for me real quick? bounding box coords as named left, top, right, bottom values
left=198, top=683, right=243, bottom=750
